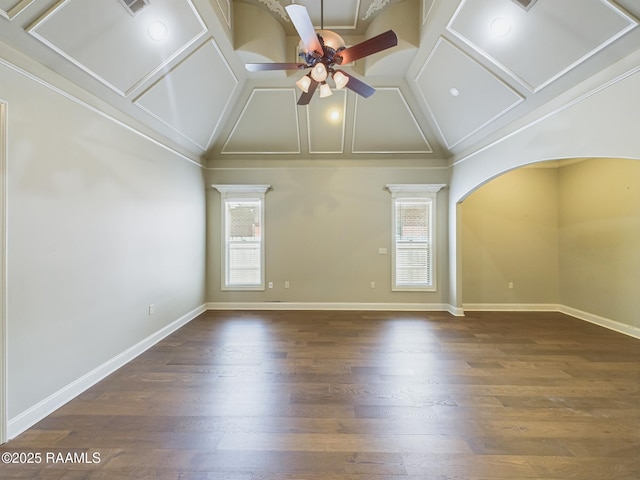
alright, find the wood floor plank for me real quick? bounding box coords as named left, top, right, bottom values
left=216, top=432, right=472, bottom=454
left=1, top=310, right=639, bottom=479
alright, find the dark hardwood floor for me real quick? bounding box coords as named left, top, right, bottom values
left=2, top=310, right=639, bottom=479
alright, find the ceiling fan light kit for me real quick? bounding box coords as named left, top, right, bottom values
left=333, top=70, right=349, bottom=90
left=310, top=62, right=328, bottom=82
left=244, top=1, right=398, bottom=105
left=319, top=82, right=333, bottom=98
left=295, top=74, right=312, bottom=93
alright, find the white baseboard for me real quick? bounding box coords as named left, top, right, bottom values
left=559, top=305, right=640, bottom=340
left=7, top=304, right=207, bottom=439
left=463, top=303, right=560, bottom=312
left=463, top=303, right=640, bottom=339
left=207, top=302, right=453, bottom=312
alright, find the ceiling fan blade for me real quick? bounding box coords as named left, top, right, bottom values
left=285, top=4, right=323, bottom=55
left=245, top=63, right=307, bottom=72
left=334, top=70, right=375, bottom=98
left=334, top=30, right=398, bottom=65
left=297, top=79, right=319, bottom=106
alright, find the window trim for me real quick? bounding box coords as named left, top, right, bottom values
left=386, top=184, right=446, bottom=292
left=212, top=185, right=270, bottom=291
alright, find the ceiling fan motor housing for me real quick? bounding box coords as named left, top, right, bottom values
left=299, top=30, right=346, bottom=67
left=246, top=4, right=397, bottom=104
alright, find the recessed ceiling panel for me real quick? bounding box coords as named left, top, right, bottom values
left=222, top=89, right=301, bottom=154
left=352, top=88, right=432, bottom=154
left=134, top=39, right=238, bottom=152
left=447, top=0, right=638, bottom=91
left=238, top=0, right=406, bottom=34
left=29, top=0, right=207, bottom=96
left=416, top=37, right=523, bottom=149
left=307, top=90, right=347, bottom=154
left=296, top=0, right=360, bottom=29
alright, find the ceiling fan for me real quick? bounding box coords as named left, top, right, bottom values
left=245, top=1, right=398, bottom=105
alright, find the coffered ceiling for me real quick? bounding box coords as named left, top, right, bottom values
left=0, top=0, right=638, bottom=164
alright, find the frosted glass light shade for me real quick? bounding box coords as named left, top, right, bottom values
left=310, top=63, right=328, bottom=82
left=296, top=75, right=311, bottom=93
left=333, top=71, right=349, bottom=89
left=317, top=30, right=346, bottom=51
left=319, top=82, right=332, bottom=98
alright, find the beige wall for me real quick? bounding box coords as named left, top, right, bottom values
left=558, top=158, right=640, bottom=328
left=448, top=61, right=640, bottom=312
left=461, top=159, right=639, bottom=331
left=461, top=167, right=559, bottom=306
left=3, top=56, right=206, bottom=422
left=205, top=165, right=450, bottom=306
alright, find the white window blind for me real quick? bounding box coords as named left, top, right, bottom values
left=226, top=200, right=261, bottom=286
left=213, top=185, right=270, bottom=291
left=386, top=184, right=445, bottom=292
left=395, top=199, right=432, bottom=287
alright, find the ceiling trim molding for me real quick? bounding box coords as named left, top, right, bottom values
left=446, top=0, right=639, bottom=93
left=27, top=0, right=208, bottom=97
left=215, top=0, right=231, bottom=28
left=313, top=0, right=361, bottom=30
left=0, top=0, right=34, bottom=20
left=0, top=56, right=204, bottom=167
left=451, top=61, right=640, bottom=167
left=202, top=41, right=240, bottom=151
left=352, top=87, right=433, bottom=154
left=422, top=0, right=435, bottom=25
left=307, top=90, right=347, bottom=155
left=205, top=163, right=451, bottom=171
left=133, top=37, right=239, bottom=152
left=415, top=37, right=524, bottom=150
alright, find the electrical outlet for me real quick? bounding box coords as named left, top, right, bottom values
left=370, top=282, right=376, bottom=289
left=284, top=281, right=290, bottom=289
left=268, top=282, right=273, bottom=289
left=508, top=282, right=514, bottom=289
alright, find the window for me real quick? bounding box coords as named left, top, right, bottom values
left=213, top=185, right=270, bottom=290
left=386, top=184, right=445, bottom=292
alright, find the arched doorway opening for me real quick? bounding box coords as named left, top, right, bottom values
left=457, top=157, right=640, bottom=337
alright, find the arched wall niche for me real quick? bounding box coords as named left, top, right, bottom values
left=456, top=156, right=640, bottom=336
left=447, top=62, right=640, bottom=317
